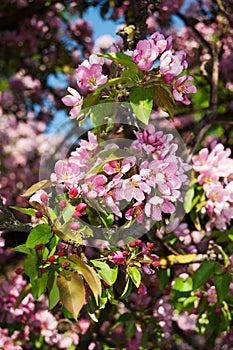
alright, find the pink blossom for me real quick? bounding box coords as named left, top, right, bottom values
left=132, top=39, right=159, bottom=71
left=103, top=156, right=136, bottom=176
left=160, top=50, right=188, bottom=83
left=125, top=202, right=144, bottom=223
left=109, top=251, right=125, bottom=264
left=81, top=174, right=107, bottom=199
left=120, top=175, right=151, bottom=202
left=51, top=160, right=83, bottom=186
left=173, top=75, right=197, bottom=105
left=61, top=87, right=83, bottom=119
left=150, top=32, right=172, bottom=54
left=145, top=196, right=164, bottom=221
left=207, top=286, right=218, bottom=304
left=76, top=54, right=108, bottom=91
left=145, top=195, right=175, bottom=221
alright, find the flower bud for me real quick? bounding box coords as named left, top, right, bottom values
left=48, top=256, right=56, bottom=263
left=35, top=211, right=43, bottom=219
left=59, top=200, right=66, bottom=208
left=69, top=187, right=79, bottom=198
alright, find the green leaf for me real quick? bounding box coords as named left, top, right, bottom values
left=130, top=86, right=153, bottom=124
left=57, top=271, right=85, bottom=320
left=14, top=283, right=32, bottom=309
left=173, top=277, right=193, bottom=292
left=184, top=186, right=195, bottom=213
left=12, top=244, right=32, bottom=254
left=69, top=255, right=102, bottom=303
left=25, top=224, right=53, bottom=248
left=91, top=260, right=118, bottom=286
left=100, top=52, right=138, bottom=70
left=153, top=85, right=175, bottom=117
left=214, top=273, right=231, bottom=303
left=193, top=261, right=216, bottom=290
left=127, top=266, right=141, bottom=288
left=49, top=273, right=60, bottom=310
left=35, top=270, right=49, bottom=297
left=120, top=278, right=132, bottom=299
left=22, top=179, right=52, bottom=197
left=24, top=254, right=38, bottom=281
left=125, top=320, right=136, bottom=339
left=10, top=206, right=37, bottom=217
left=62, top=204, right=75, bottom=222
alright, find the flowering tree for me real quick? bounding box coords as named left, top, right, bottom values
left=0, top=0, right=233, bottom=349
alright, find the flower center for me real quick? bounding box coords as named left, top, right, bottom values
left=87, top=76, right=97, bottom=87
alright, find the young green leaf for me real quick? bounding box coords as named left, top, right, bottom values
left=127, top=266, right=141, bottom=288
left=91, top=260, right=118, bottom=286
left=130, top=86, right=153, bottom=124
left=10, top=206, right=37, bottom=217
left=184, top=186, right=195, bottom=213
left=49, top=272, right=60, bottom=310
left=25, top=224, right=53, bottom=248
left=100, top=52, right=138, bottom=70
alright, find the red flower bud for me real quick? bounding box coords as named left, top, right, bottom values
left=135, top=239, right=142, bottom=246
left=39, top=268, right=46, bottom=274
left=61, top=262, right=69, bottom=268
left=69, top=187, right=79, bottom=198
left=35, top=244, right=44, bottom=250
left=147, top=242, right=154, bottom=249
left=129, top=241, right=136, bottom=248
left=15, top=267, right=23, bottom=275
left=75, top=203, right=87, bottom=212
left=40, top=193, right=48, bottom=202
left=58, top=251, right=65, bottom=257
left=129, top=262, right=134, bottom=267
left=35, top=211, right=43, bottom=218
left=48, top=256, right=56, bottom=263
left=122, top=251, right=128, bottom=256
left=152, top=261, right=160, bottom=268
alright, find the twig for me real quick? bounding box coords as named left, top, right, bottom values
left=0, top=199, right=32, bottom=233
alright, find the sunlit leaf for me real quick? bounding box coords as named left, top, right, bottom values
left=69, top=254, right=102, bottom=303
left=127, top=266, right=141, bottom=288
left=10, top=206, right=37, bottom=217
left=22, top=180, right=52, bottom=197
left=100, top=52, right=138, bottom=70
left=184, top=186, right=195, bottom=213
left=91, top=260, right=118, bottom=286
left=57, top=271, right=85, bottom=320
left=25, top=224, right=53, bottom=248
left=130, top=86, right=153, bottom=124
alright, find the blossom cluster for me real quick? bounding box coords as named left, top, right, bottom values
left=61, top=31, right=197, bottom=119
left=48, top=123, right=190, bottom=235
left=192, top=143, right=233, bottom=232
